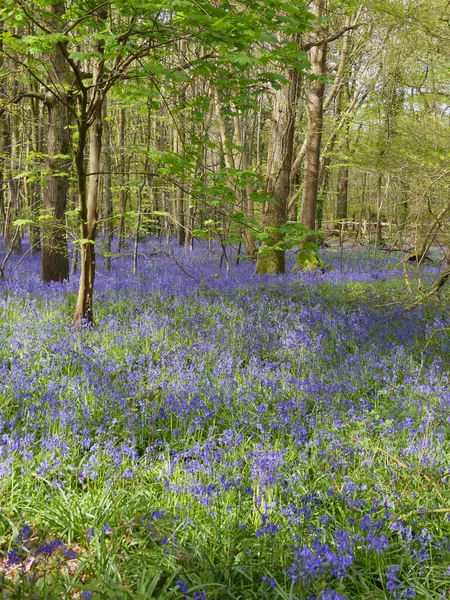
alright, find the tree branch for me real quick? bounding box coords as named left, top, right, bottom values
left=0, top=91, right=48, bottom=116
left=302, top=25, right=359, bottom=51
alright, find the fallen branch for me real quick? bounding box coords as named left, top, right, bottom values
left=405, top=266, right=450, bottom=310
left=0, top=227, right=21, bottom=280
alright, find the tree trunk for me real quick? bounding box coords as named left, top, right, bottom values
left=74, top=99, right=102, bottom=325
left=41, top=94, right=70, bottom=281
left=234, top=112, right=257, bottom=259
left=336, top=88, right=350, bottom=223
left=41, top=2, right=72, bottom=282
left=336, top=135, right=349, bottom=222
left=1, top=113, right=12, bottom=247
left=118, top=107, right=127, bottom=251
left=256, top=66, right=300, bottom=274
left=174, top=125, right=186, bottom=246
left=300, top=0, right=327, bottom=231
left=30, top=93, right=42, bottom=253
left=3, top=77, right=21, bottom=252
left=103, top=100, right=113, bottom=271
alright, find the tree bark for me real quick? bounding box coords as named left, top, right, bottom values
left=103, top=99, right=113, bottom=271
left=5, top=101, right=22, bottom=252
left=336, top=136, right=349, bottom=222
left=173, top=124, right=186, bottom=246
left=41, top=93, right=71, bottom=281
left=41, top=2, right=72, bottom=282
left=30, top=92, right=42, bottom=253
left=336, top=87, right=350, bottom=222
left=256, top=65, right=300, bottom=274
left=118, top=107, right=127, bottom=251
left=74, top=101, right=102, bottom=325
left=300, top=0, right=327, bottom=231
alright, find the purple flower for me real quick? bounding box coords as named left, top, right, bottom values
left=387, top=565, right=400, bottom=592
left=35, top=540, right=64, bottom=556
left=17, top=525, right=31, bottom=542
left=262, top=576, right=277, bottom=589
left=176, top=580, right=189, bottom=595
left=7, top=550, right=21, bottom=566
left=319, top=590, right=347, bottom=600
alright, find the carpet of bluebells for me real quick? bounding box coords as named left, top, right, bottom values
left=0, top=238, right=449, bottom=599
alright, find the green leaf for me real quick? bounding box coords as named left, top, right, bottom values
left=65, top=208, right=81, bottom=217
left=68, top=50, right=102, bottom=61
left=293, top=249, right=325, bottom=272
left=73, top=239, right=96, bottom=245
left=12, top=218, right=34, bottom=227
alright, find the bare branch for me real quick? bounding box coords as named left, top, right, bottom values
left=302, top=25, right=359, bottom=51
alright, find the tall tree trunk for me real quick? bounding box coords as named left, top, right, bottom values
left=336, top=136, right=349, bottom=222
left=316, top=154, right=331, bottom=231
left=5, top=98, right=21, bottom=252
left=74, top=4, right=107, bottom=325
left=30, top=93, right=42, bottom=253
left=103, top=100, right=113, bottom=271
left=174, top=125, right=185, bottom=246
left=300, top=0, right=327, bottom=231
left=0, top=24, right=5, bottom=237
left=41, top=2, right=72, bottom=282
left=1, top=112, right=11, bottom=247
left=41, top=94, right=71, bottom=281
left=118, top=107, right=127, bottom=251
left=74, top=100, right=102, bottom=325
left=234, top=112, right=256, bottom=259
left=255, top=66, right=300, bottom=274
left=336, top=88, right=350, bottom=222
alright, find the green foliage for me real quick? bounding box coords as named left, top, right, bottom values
left=12, top=218, right=34, bottom=227
left=293, top=242, right=326, bottom=272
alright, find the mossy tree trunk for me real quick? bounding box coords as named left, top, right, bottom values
left=256, top=65, right=300, bottom=274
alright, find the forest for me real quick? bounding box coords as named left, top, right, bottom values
left=0, top=0, right=449, bottom=598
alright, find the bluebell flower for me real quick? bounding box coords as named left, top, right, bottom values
left=176, top=580, right=189, bottom=595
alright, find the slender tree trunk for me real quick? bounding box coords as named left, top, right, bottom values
left=336, top=136, right=349, bottom=222
left=184, top=206, right=194, bottom=250
left=30, top=94, right=42, bottom=253
left=1, top=113, right=11, bottom=247
left=0, top=24, right=5, bottom=237
left=300, top=0, right=327, bottom=231
left=118, top=107, right=127, bottom=251
left=234, top=112, right=256, bottom=259
left=5, top=105, right=22, bottom=252
left=103, top=100, right=113, bottom=271
left=316, top=154, right=331, bottom=231
left=4, top=77, right=21, bottom=251
left=74, top=3, right=107, bottom=325
left=336, top=88, right=350, bottom=223
left=174, top=125, right=186, bottom=246
left=74, top=99, right=102, bottom=325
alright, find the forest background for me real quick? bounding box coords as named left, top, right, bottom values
left=0, top=1, right=450, bottom=599
left=0, top=0, right=449, bottom=318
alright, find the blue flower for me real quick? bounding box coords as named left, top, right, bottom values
left=176, top=580, right=189, bottom=595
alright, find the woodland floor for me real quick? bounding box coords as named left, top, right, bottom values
left=0, top=239, right=449, bottom=599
